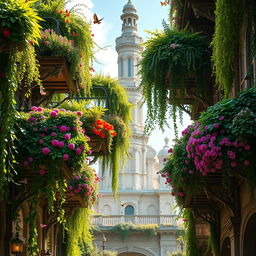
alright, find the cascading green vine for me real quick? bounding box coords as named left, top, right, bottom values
left=139, top=25, right=210, bottom=133
left=183, top=209, right=201, bottom=256
left=212, top=0, right=243, bottom=96
left=91, top=74, right=133, bottom=131
left=66, top=208, right=94, bottom=256
left=0, top=0, right=42, bottom=198
left=110, top=223, right=158, bottom=241
left=101, top=115, right=130, bottom=195
left=0, top=53, right=18, bottom=198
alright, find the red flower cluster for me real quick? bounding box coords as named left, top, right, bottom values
left=56, top=9, right=71, bottom=22
left=1, top=28, right=11, bottom=37
left=91, top=119, right=116, bottom=139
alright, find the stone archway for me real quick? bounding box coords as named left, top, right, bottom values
left=117, top=247, right=157, bottom=256
left=243, top=213, right=256, bottom=256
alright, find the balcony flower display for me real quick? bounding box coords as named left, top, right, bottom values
left=66, top=167, right=100, bottom=207
left=16, top=107, right=90, bottom=178
left=61, top=100, right=129, bottom=194
left=160, top=88, right=256, bottom=203
left=139, top=25, right=210, bottom=132
left=37, top=30, right=89, bottom=91
left=36, top=1, right=94, bottom=93
left=15, top=106, right=105, bottom=255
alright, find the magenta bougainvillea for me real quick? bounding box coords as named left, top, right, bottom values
left=66, top=167, right=100, bottom=206
left=160, top=89, right=256, bottom=202
left=16, top=106, right=91, bottom=175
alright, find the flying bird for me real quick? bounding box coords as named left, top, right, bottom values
left=93, top=13, right=103, bottom=24
left=120, top=203, right=127, bottom=207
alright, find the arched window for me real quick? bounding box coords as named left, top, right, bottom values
left=124, top=205, right=134, bottom=216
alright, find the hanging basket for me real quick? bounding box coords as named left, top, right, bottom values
left=63, top=194, right=88, bottom=208
left=87, top=135, right=110, bottom=156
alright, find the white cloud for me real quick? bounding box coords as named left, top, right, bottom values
left=67, top=0, right=118, bottom=77
left=92, top=22, right=118, bottom=78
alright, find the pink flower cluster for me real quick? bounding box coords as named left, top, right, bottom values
left=22, top=107, right=90, bottom=171
left=185, top=123, right=251, bottom=175
left=66, top=170, right=100, bottom=202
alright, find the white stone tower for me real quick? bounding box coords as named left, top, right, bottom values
left=100, top=0, right=150, bottom=190
left=93, top=3, right=181, bottom=254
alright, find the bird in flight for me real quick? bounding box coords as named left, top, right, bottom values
left=93, top=13, right=103, bottom=24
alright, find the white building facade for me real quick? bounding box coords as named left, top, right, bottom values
left=93, top=2, right=182, bottom=255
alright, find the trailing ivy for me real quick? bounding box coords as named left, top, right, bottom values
left=91, top=74, right=133, bottom=132
left=0, top=0, right=42, bottom=198
left=212, top=0, right=243, bottom=96
left=66, top=208, right=94, bottom=256
left=110, top=223, right=158, bottom=241
left=183, top=209, right=201, bottom=256
left=139, top=25, right=210, bottom=133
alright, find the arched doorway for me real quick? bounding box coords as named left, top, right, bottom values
left=243, top=213, right=256, bottom=256
left=221, top=237, right=231, bottom=256
left=119, top=253, right=146, bottom=256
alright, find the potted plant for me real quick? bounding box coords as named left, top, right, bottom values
left=139, top=25, right=211, bottom=131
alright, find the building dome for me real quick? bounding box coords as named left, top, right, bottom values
left=157, top=137, right=170, bottom=160
left=123, top=0, right=137, bottom=13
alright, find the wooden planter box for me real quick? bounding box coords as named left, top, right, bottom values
left=22, top=162, right=73, bottom=183
left=38, top=56, right=76, bottom=93
left=88, top=135, right=110, bottom=156
left=62, top=195, right=88, bottom=208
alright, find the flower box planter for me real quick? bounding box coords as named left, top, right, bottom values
left=37, top=56, right=77, bottom=93
left=63, top=195, right=88, bottom=208
left=87, top=135, right=110, bottom=156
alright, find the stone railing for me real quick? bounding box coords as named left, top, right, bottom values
left=92, top=215, right=179, bottom=227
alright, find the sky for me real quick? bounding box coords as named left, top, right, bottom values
left=75, top=0, right=192, bottom=152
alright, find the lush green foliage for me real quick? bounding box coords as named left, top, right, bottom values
left=101, top=115, right=129, bottom=194
left=60, top=98, right=130, bottom=194
left=14, top=107, right=102, bottom=255
left=111, top=223, right=158, bottom=241
left=0, top=0, right=41, bottom=198
left=0, top=0, right=41, bottom=46
left=66, top=208, right=94, bottom=256
left=36, top=0, right=94, bottom=94
left=91, top=74, right=133, bottom=131
left=139, top=26, right=210, bottom=132
left=16, top=107, right=90, bottom=174
left=212, top=0, right=243, bottom=96
left=37, top=30, right=88, bottom=90
left=66, top=166, right=100, bottom=207
left=0, top=53, right=18, bottom=198
left=183, top=209, right=201, bottom=256
left=161, top=89, right=256, bottom=201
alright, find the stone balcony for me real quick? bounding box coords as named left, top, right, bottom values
left=92, top=215, right=181, bottom=227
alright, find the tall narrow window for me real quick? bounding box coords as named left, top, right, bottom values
left=120, top=58, right=124, bottom=77
left=128, top=18, right=132, bottom=26
left=128, top=57, right=132, bottom=77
